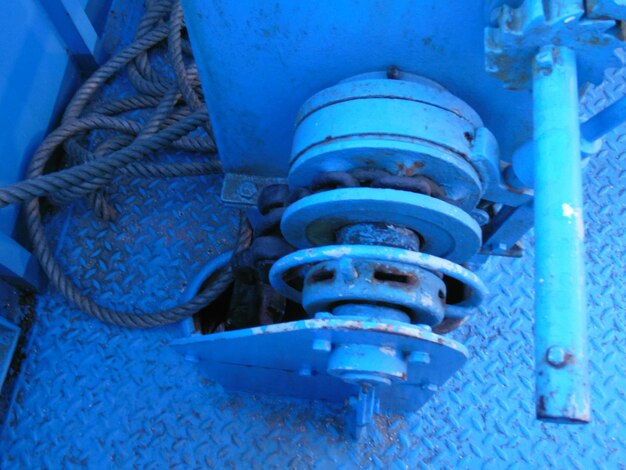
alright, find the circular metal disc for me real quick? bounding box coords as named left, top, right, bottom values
left=289, top=141, right=482, bottom=212
left=289, top=73, right=485, bottom=211
left=296, top=72, right=483, bottom=129
left=268, top=244, right=487, bottom=309
left=281, top=188, right=481, bottom=263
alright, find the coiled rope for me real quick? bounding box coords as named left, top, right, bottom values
left=0, top=0, right=249, bottom=327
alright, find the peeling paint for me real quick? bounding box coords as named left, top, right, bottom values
left=560, top=203, right=585, bottom=239
left=379, top=346, right=397, bottom=357
left=562, top=203, right=576, bottom=218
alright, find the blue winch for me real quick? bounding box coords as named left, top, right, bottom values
left=171, top=0, right=626, bottom=437
left=175, top=69, right=492, bottom=437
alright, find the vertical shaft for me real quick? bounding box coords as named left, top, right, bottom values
left=532, top=45, right=589, bottom=423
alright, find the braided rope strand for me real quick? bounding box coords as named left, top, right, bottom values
left=0, top=0, right=239, bottom=327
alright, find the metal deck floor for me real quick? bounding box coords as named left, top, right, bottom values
left=2, top=8, right=626, bottom=469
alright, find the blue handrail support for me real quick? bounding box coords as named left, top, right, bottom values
left=532, top=45, right=589, bottom=423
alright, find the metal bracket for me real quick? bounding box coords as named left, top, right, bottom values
left=221, top=173, right=287, bottom=207
left=38, top=0, right=109, bottom=71
left=485, top=0, right=624, bottom=89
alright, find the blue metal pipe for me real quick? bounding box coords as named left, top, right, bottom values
left=532, top=45, right=589, bottom=423
left=510, top=92, right=626, bottom=189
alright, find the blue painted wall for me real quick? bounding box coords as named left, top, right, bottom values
left=0, top=0, right=88, bottom=287
left=0, top=0, right=84, bottom=232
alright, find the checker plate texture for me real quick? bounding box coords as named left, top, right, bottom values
left=2, top=17, right=626, bottom=470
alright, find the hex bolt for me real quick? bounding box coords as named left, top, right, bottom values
left=546, top=346, right=567, bottom=367
left=407, top=351, right=431, bottom=365
left=238, top=181, right=257, bottom=200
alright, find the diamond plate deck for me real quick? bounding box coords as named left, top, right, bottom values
left=2, top=9, right=626, bottom=470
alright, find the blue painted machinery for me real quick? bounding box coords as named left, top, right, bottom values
left=3, top=0, right=626, bottom=440
left=172, top=0, right=626, bottom=437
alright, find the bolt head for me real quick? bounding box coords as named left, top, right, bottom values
left=546, top=346, right=567, bottom=367
left=238, top=181, right=257, bottom=199
left=535, top=48, right=555, bottom=70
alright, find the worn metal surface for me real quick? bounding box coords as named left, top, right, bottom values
left=0, top=118, right=623, bottom=466
left=289, top=72, right=484, bottom=211
left=268, top=68, right=491, bottom=429
left=270, top=245, right=486, bottom=321
left=1, top=1, right=626, bottom=465
left=0, top=79, right=625, bottom=463
left=586, top=0, right=626, bottom=21
left=302, top=258, right=447, bottom=325
left=220, top=173, right=287, bottom=207
left=261, top=67, right=493, bottom=430
left=281, top=189, right=482, bottom=263
left=182, top=0, right=538, bottom=177
left=172, top=315, right=468, bottom=438
left=485, top=0, right=624, bottom=89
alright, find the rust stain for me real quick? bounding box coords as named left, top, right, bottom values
left=372, top=265, right=418, bottom=288
left=537, top=395, right=547, bottom=415
left=545, top=350, right=576, bottom=369
left=395, top=161, right=425, bottom=176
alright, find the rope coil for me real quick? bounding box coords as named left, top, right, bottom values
left=0, top=0, right=245, bottom=327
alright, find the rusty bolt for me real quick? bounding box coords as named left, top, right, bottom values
left=387, top=65, right=401, bottom=80
left=546, top=346, right=567, bottom=367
